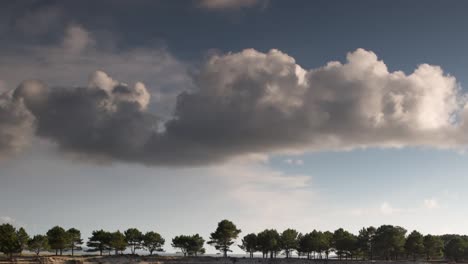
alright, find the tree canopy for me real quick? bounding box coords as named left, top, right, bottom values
left=172, top=234, right=205, bottom=256
left=28, top=235, right=49, bottom=256
left=0, top=224, right=24, bottom=258
left=239, top=233, right=257, bottom=258
left=109, top=231, right=127, bottom=255
left=124, top=228, right=143, bottom=254
left=87, top=229, right=111, bottom=256
left=208, top=220, right=241, bottom=257
left=46, top=226, right=69, bottom=256
left=143, top=231, right=165, bottom=255
left=5, top=221, right=468, bottom=262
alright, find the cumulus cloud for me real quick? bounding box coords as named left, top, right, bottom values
left=0, top=24, right=192, bottom=120
left=197, top=0, right=267, bottom=10
left=2, top=46, right=468, bottom=165
left=0, top=91, right=35, bottom=159
left=11, top=73, right=157, bottom=162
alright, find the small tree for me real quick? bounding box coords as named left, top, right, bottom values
left=280, top=229, right=299, bottom=258
left=239, top=233, right=257, bottom=258
left=143, top=231, right=165, bottom=255
left=333, top=228, right=358, bottom=260
left=405, top=231, right=424, bottom=261
left=423, top=235, right=443, bottom=260
left=322, top=231, right=333, bottom=259
left=28, top=235, right=49, bottom=256
left=87, top=230, right=111, bottom=256
left=257, top=229, right=281, bottom=258
left=124, top=228, right=143, bottom=254
left=298, top=233, right=314, bottom=259
left=188, top=234, right=205, bottom=256
left=208, top=220, right=241, bottom=257
left=172, top=234, right=205, bottom=256
left=357, top=227, right=376, bottom=260
left=47, top=226, right=69, bottom=256
left=110, top=231, right=127, bottom=255
left=445, top=237, right=468, bottom=262
left=17, top=227, right=29, bottom=254
left=0, top=224, right=22, bottom=259
left=373, top=225, right=406, bottom=260
left=67, top=228, right=83, bottom=256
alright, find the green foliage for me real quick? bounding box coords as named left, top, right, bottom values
left=405, top=231, right=424, bottom=260
left=333, top=228, right=358, bottom=259
left=16, top=227, right=29, bottom=253
left=28, top=235, right=49, bottom=256
left=208, top=219, right=241, bottom=257
left=46, top=226, right=69, bottom=255
left=297, top=232, right=314, bottom=258
left=0, top=224, right=22, bottom=258
left=280, top=229, right=299, bottom=258
left=67, top=228, right=83, bottom=256
left=109, top=231, right=127, bottom=255
left=373, top=225, right=406, bottom=260
left=124, top=228, right=143, bottom=254
left=5, top=222, right=468, bottom=261
left=257, top=229, right=280, bottom=258
left=143, top=231, right=165, bottom=255
left=172, top=234, right=205, bottom=256
left=357, top=226, right=376, bottom=260
left=322, top=231, right=333, bottom=258
left=445, top=237, right=468, bottom=261
left=239, top=233, right=257, bottom=258
left=87, top=230, right=112, bottom=256
left=423, top=234, right=444, bottom=260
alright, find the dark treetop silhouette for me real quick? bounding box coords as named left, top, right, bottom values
left=0, top=220, right=467, bottom=261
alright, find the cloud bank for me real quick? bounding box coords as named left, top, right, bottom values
left=2, top=47, right=468, bottom=165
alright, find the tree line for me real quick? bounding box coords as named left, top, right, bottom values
left=2, top=220, right=468, bottom=261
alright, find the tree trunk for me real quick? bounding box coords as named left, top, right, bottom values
left=72, top=246, right=74, bottom=256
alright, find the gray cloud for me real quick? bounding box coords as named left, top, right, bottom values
left=0, top=24, right=192, bottom=120
left=0, top=92, right=35, bottom=159
left=197, top=0, right=268, bottom=10
left=1, top=47, right=468, bottom=165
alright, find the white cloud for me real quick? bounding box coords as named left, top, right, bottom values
left=5, top=33, right=468, bottom=165
left=424, top=198, right=439, bottom=209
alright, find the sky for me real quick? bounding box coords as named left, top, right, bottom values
left=2, top=0, right=468, bottom=254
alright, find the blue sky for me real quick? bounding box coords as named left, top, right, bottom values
left=1, top=0, right=468, bottom=254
